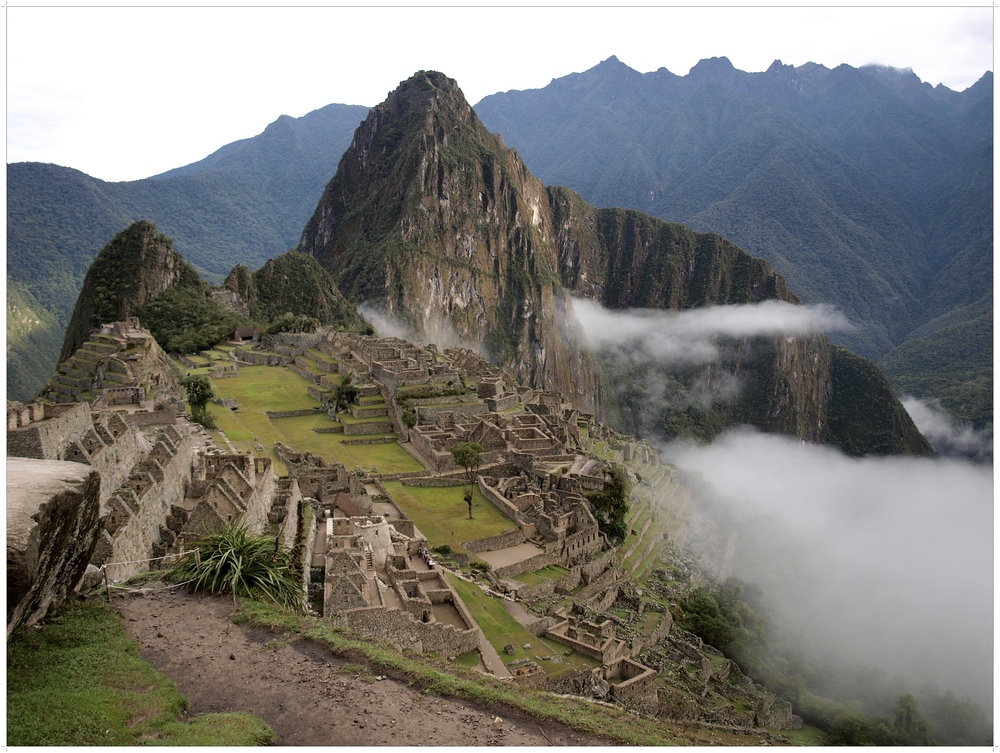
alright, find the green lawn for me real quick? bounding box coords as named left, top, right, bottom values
left=778, top=725, right=827, bottom=745
left=381, top=483, right=514, bottom=551
left=7, top=599, right=273, bottom=746
left=206, top=365, right=424, bottom=473
left=447, top=574, right=599, bottom=677
left=514, top=565, right=570, bottom=587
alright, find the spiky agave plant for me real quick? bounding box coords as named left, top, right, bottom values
left=170, top=525, right=305, bottom=613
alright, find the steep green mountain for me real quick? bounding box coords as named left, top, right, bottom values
left=224, top=250, right=370, bottom=332
left=7, top=103, right=368, bottom=401
left=474, top=57, right=992, bottom=427
left=878, top=311, right=993, bottom=428
left=7, top=283, right=65, bottom=404
left=59, top=221, right=208, bottom=362
left=300, top=71, right=929, bottom=456
left=58, top=223, right=368, bottom=361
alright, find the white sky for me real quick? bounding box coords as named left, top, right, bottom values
left=5, top=3, right=994, bottom=182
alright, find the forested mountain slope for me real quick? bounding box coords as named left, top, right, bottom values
left=475, top=57, right=992, bottom=427
left=7, top=104, right=368, bottom=401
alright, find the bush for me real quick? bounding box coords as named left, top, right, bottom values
left=168, top=526, right=305, bottom=613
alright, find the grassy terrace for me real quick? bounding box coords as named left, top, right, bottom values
left=206, top=365, right=423, bottom=474
left=446, top=574, right=599, bottom=677
left=381, top=483, right=513, bottom=552
left=513, top=564, right=570, bottom=587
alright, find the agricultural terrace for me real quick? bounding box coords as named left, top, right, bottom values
left=447, top=574, right=600, bottom=677
left=204, top=364, right=424, bottom=475
left=380, top=482, right=514, bottom=554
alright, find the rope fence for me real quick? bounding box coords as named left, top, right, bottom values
left=96, top=548, right=200, bottom=601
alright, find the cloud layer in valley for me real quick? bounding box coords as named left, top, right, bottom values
left=902, top=396, right=993, bottom=462
left=660, top=429, right=994, bottom=709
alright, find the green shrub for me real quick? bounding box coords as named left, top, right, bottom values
left=169, top=526, right=305, bottom=612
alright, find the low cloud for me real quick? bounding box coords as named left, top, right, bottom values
left=902, top=396, right=992, bottom=462
left=570, top=297, right=852, bottom=365
left=358, top=303, right=411, bottom=340
left=358, top=302, right=486, bottom=354
left=660, top=429, right=994, bottom=708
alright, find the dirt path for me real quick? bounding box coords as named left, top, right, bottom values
left=115, top=585, right=612, bottom=746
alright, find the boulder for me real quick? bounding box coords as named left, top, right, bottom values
left=7, top=458, right=102, bottom=637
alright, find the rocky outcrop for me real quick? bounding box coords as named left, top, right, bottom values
left=299, top=71, right=599, bottom=413
left=59, top=221, right=206, bottom=363
left=7, top=458, right=102, bottom=636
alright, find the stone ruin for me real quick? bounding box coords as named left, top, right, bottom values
left=6, top=323, right=802, bottom=730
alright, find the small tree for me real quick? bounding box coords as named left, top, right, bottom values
left=585, top=465, right=630, bottom=543
left=182, top=374, right=215, bottom=429
left=450, top=441, right=483, bottom=519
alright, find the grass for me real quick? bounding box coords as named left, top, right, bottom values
left=446, top=574, right=599, bottom=676
left=513, top=564, right=570, bottom=587
left=778, top=724, right=827, bottom=745
left=381, top=482, right=515, bottom=551
left=206, top=364, right=424, bottom=473
left=6, top=598, right=274, bottom=746
left=232, top=598, right=711, bottom=746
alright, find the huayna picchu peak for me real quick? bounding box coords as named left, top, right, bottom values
left=300, top=70, right=930, bottom=457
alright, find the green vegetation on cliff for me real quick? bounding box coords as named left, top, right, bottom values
left=249, top=251, right=368, bottom=332
left=138, top=287, right=246, bottom=354
left=824, top=346, right=933, bottom=456
left=59, top=221, right=207, bottom=363
left=878, top=312, right=993, bottom=428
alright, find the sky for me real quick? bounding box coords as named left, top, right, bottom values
left=5, top=3, right=994, bottom=182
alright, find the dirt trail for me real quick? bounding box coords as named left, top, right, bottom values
left=115, top=585, right=612, bottom=746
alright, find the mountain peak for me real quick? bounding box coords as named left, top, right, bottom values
left=688, top=56, right=736, bottom=78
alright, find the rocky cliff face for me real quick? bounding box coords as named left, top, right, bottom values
left=59, top=221, right=205, bottom=363
left=299, top=71, right=598, bottom=411
left=299, top=71, right=928, bottom=455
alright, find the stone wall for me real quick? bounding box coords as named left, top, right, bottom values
left=581, top=548, right=618, bottom=582
left=606, top=659, right=659, bottom=715
left=516, top=567, right=583, bottom=601
left=233, top=348, right=293, bottom=366
left=478, top=480, right=531, bottom=527
left=264, top=408, right=321, bottom=419
left=121, top=409, right=179, bottom=427
left=91, top=426, right=198, bottom=582
left=401, top=474, right=468, bottom=488
left=493, top=551, right=553, bottom=580
left=342, top=419, right=394, bottom=436
left=332, top=606, right=480, bottom=657
left=340, top=436, right=397, bottom=446
left=460, top=528, right=525, bottom=553
left=6, top=402, right=94, bottom=460
left=7, top=458, right=102, bottom=637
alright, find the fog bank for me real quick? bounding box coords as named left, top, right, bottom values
left=661, top=429, right=994, bottom=707
left=570, top=297, right=851, bottom=365
left=903, top=395, right=993, bottom=462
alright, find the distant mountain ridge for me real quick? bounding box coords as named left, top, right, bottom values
left=8, top=57, right=990, bottom=437
left=7, top=103, right=368, bottom=401
left=473, top=56, right=992, bottom=427
left=298, top=70, right=930, bottom=456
